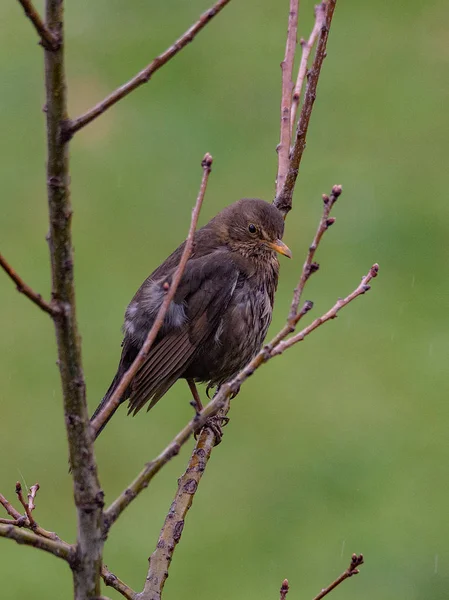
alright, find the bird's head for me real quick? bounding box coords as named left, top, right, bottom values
left=211, top=198, right=292, bottom=261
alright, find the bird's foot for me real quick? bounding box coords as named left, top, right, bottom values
left=194, top=414, right=229, bottom=446
left=206, top=414, right=230, bottom=446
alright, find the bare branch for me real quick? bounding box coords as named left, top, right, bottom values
left=16, top=0, right=59, bottom=51
left=280, top=579, right=290, bottom=600
left=274, top=0, right=337, bottom=216
left=15, top=482, right=37, bottom=529
left=1, top=485, right=61, bottom=540
left=0, top=523, right=74, bottom=562
left=272, top=264, right=379, bottom=356
left=0, top=492, right=23, bottom=521
left=288, top=184, right=341, bottom=323
left=91, top=153, right=214, bottom=438
left=276, top=0, right=298, bottom=195
left=102, top=565, right=137, bottom=600
left=67, top=0, right=232, bottom=137
left=104, top=259, right=378, bottom=529
left=290, top=3, right=326, bottom=129
left=0, top=253, right=59, bottom=316
left=312, top=554, right=364, bottom=600
left=137, top=425, right=218, bottom=600
left=103, top=187, right=378, bottom=529
left=103, top=394, right=229, bottom=532
left=44, top=0, right=104, bottom=596
left=3, top=485, right=136, bottom=596
left=27, top=483, right=40, bottom=513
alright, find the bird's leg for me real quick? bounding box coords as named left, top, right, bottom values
left=187, top=380, right=229, bottom=446
left=187, top=378, right=203, bottom=415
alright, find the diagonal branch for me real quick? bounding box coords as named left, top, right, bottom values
left=136, top=423, right=220, bottom=600
left=16, top=0, right=59, bottom=51
left=104, top=259, right=378, bottom=528
left=290, top=2, right=326, bottom=129
left=312, top=554, right=364, bottom=600
left=91, top=153, right=213, bottom=438
left=102, top=565, right=137, bottom=600
left=274, top=0, right=337, bottom=216
left=67, top=0, right=232, bottom=137
left=272, top=265, right=379, bottom=357
left=0, top=253, right=59, bottom=316
left=1, top=487, right=61, bottom=541
left=276, top=0, right=299, bottom=195
left=0, top=523, right=74, bottom=562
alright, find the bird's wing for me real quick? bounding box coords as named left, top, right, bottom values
left=127, top=253, right=239, bottom=415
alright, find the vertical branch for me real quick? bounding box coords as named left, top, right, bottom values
left=44, top=1, right=103, bottom=598
left=136, top=415, right=225, bottom=600
left=276, top=0, right=299, bottom=195
left=290, top=2, right=326, bottom=129
left=274, top=0, right=337, bottom=216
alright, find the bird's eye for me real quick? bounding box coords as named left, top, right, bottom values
left=248, top=223, right=257, bottom=234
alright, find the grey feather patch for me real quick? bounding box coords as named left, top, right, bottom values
left=124, top=281, right=186, bottom=344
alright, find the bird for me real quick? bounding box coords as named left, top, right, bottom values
left=91, top=198, right=291, bottom=440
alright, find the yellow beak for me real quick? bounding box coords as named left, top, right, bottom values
left=268, top=239, right=292, bottom=258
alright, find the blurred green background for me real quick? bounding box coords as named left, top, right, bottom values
left=1, top=0, right=448, bottom=598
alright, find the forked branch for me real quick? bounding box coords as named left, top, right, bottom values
left=0, top=485, right=61, bottom=541
left=16, top=0, right=59, bottom=51
left=274, top=0, right=337, bottom=216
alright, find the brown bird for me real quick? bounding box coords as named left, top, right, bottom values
left=91, top=198, right=291, bottom=438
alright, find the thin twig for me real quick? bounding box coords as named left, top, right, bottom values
left=27, top=483, right=40, bottom=513
left=102, top=384, right=229, bottom=535
left=0, top=523, right=74, bottom=562
left=0, top=492, right=23, bottom=521
left=312, top=554, right=364, bottom=600
left=288, top=184, right=341, bottom=323
left=276, top=0, right=299, bottom=195
left=16, top=0, right=59, bottom=51
left=1, top=486, right=61, bottom=540
left=280, top=579, right=290, bottom=600
left=136, top=424, right=219, bottom=600
left=104, top=261, right=378, bottom=528
left=15, top=482, right=36, bottom=528
left=272, top=265, right=379, bottom=356
left=290, top=3, right=326, bottom=129
left=44, top=1, right=104, bottom=596
left=2, top=486, right=136, bottom=595
left=0, top=253, right=59, bottom=316
left=102, top=565, right=137, bottom=600
left=274, top=0, right=337, bottom=216
left=91, top=153, right=213, bottom=438
left=68, top=0, right=232, bottom=137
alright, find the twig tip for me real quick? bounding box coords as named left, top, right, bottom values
left=370, top=264, right=379, bottom=277
left=280, top=578, right=290, bottom=599
left=332, top=184, right=343, bottom=197
left=201, top=153, right=213, bottom=169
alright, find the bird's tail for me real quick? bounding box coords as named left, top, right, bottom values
left=90, top=368, right=128, bottom=440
